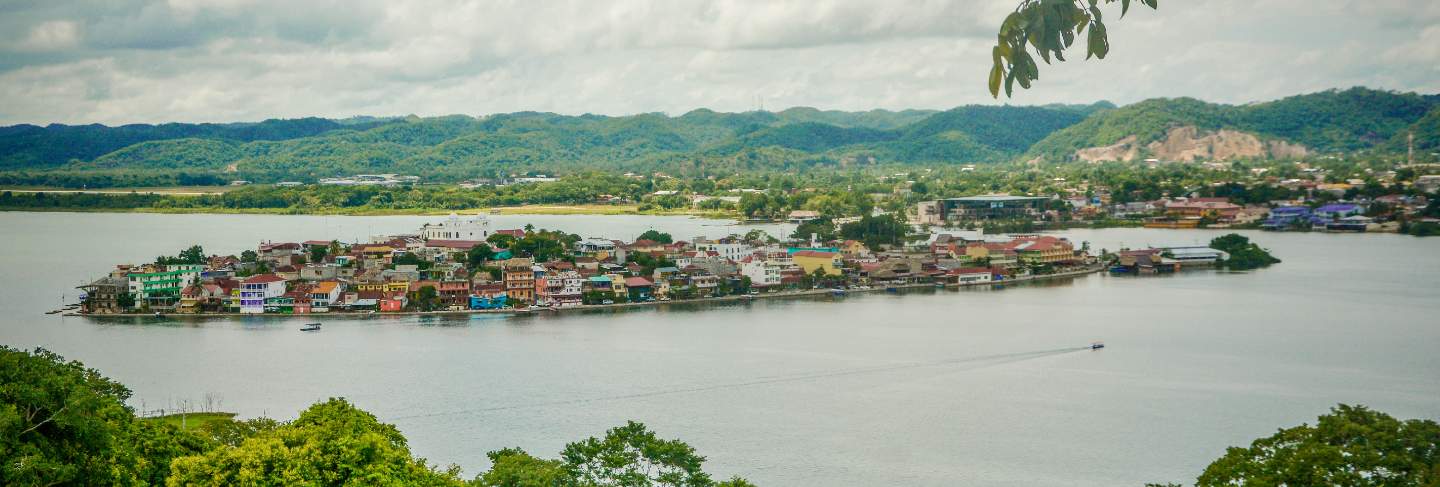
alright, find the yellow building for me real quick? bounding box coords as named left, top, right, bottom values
left=792, top=250, right=843, bottom=276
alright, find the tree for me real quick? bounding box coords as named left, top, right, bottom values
left=240, top=250, right=258, bottom=263
left=309, top=245, right=328, bottom=263
left=791, top=219, right=836, bottom=242
left=487, top=233, right=517, bottom=249
left=988, top=0, right=1159, bottom=98
left=166, top=398, right=462, bottom=486
left=1192, top=405, right=1440, bottom=487
left=0, top=346, right=210, bottom=485
left=560, top=421, right=718, bottom=487
left=472, top=448, right=569, bottom=487
left=413, top=285, right=440, bottom=311
left=467, top=243, right=496, bottom=267
left=637, top=229, right=674, bottom=244
left=1209, top=233, right=1280, bottom=270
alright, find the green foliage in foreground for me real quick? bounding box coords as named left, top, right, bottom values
left=1209, top=233, right=1281, bottom=270
left=1192, top=405, right=1440, bottom=487
left=0, top=346, right=748, bottom=486
left=6, top=347, right=1438, bottom=487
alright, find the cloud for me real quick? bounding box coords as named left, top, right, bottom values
left=0, top=0, right=1436, bottom=125
left=14, top=20, right=82, bottom=51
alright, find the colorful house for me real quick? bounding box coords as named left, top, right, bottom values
left=791, top=250, right=842, bottom=276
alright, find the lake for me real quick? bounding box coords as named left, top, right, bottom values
left=2, top=211, right=1437, bottom=486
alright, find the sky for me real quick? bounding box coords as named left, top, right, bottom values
left=0, top=0, right=1437, bottom=125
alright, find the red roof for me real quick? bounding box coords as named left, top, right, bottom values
left=792, top=250, right=838, bottom=258
left=495, top=229, right=526, bottom=237
left=624, top=277, right=653, bottom=287
left=243, top=274, right=286, bottom=284
left=302, top=240, right=332, bottom=246
left=425, top=239, right=482, bottom=249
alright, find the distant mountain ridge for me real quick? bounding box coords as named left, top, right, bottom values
left=0, top=88, right=1433, bottom=183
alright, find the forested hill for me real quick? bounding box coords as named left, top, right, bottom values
left=0, top=105, right=1101, bottom=183
left=0, top=117, right=396, bottom=170
left=1025, top=87, right=1439, bottom=162
left=0, top=88, right=1434, bottom=187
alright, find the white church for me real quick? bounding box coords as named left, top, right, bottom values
left=420, top=213, right=492, bottom=241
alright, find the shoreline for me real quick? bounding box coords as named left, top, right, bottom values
left=0, top=205, right=741, bottom=218
left=67, top=265, right=1107, bottom=320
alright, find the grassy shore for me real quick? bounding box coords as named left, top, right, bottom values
left=146, top=412, right=237, bottom=431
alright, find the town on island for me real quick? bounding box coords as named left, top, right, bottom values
left=71, top=196, right=1270, bottom=317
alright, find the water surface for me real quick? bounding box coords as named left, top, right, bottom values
left=1, top=212, right=1436, bottom=486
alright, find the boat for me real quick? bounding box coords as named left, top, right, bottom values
left=300, top=323, right=322, bottom=332
left=885, top=286, right=899, bottom=293
left=1090, top=341, right=1105, bottom=350
left=830, top=288, right=847, bottom=296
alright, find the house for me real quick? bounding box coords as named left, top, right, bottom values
left=792, top=250, right=842, bottom=276
left=964, top=242, right=1019, bottom=268
left=309, top=281, right=344, bottom=311
left=624, top=276, right=654, bottom=301
left=948, top=267, right=993, bottom=285
left=787, top=210, right=821, bottom=224
left=240, top=274, right=287, bottom=314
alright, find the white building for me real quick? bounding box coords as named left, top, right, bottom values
left=739, top=258, right=783, bottom=287
left=421, top=213, right=491, bottom=241
left=695, top=242, right=750, bottom=262
left=239, top=274, right=287, bottom=314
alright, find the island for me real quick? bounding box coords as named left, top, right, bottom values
left=73, top=213, right=1114, bottom=317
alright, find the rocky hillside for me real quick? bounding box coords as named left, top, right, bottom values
left=1028, top=87, right=1438, bottom=163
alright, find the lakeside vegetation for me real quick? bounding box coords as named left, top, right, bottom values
left=5, top=346, right=1436, bottom=486
left=1208, top=234, right=1282, bottom=270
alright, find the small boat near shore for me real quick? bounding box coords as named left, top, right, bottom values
left=1090, top=341, right=1105, bottom=350
left=300, top=323, right=322, bottom=332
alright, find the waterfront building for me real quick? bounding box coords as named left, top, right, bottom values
left=239, top=274, right=287, bottom=314
left=128, top=265, right=204, bottom=310
left=1160, top=247, right=1227, bottom=266
left=1314, top=204, right=1363, bottom=220
left=1165, top=199, right=1242, bottom=222
left=77, top=277, right=130, bottom=313
left=421, top=213, right=491, bottom=241
left=308, top=281, right=343, bottom=311
left=1004, top=236, right=1076, bottom=265
left=948, top=267, right=994, bottom=285
left=502, top=259, right=536, bottom=304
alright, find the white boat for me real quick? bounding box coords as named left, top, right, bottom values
left=300, top=323, right=322, bottom=332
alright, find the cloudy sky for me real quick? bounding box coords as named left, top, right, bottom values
left=1, top=0, right=1437, bottom=125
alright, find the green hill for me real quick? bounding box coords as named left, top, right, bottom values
left=1, top=88, right=1434, bottom=186
left=1026, top=87, right=1438, bottom=161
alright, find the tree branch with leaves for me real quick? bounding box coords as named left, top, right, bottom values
left=990, top=0, right=1158, bottom=98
